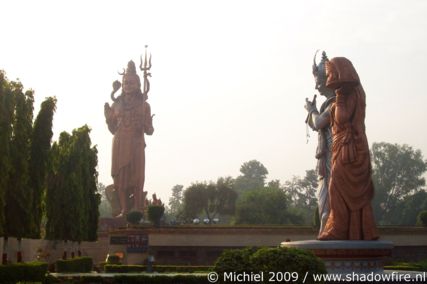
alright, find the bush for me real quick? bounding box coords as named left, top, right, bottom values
left=56, top=257, right=93, bottom=273
left=105, top=264, right=212, bottom=273
left=214, top=247, right=326, bottom=284
left=113, top=274, right=209, bottom=283
left=251, top=247, right=326, bottom=284
left=214, top=247, right=256, bottom=274
left=385, top=260, right=427, bottom=272
left=417, top=210, right=427, bottom=227
left=105, top=264, right=145, bottom=273
left=0, top=261, right=48, bottom=283
left=127, top=210, right=143, bottom=225
left=147, top=205, right=165, bottom=226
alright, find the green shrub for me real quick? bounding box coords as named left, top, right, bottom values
left=214, top=247, right=256, bottom=274
left=127, top=210, right=143, bottom=225
left=385, top=260, right=427, bottom=272
left=0, top=261, right=48, bottom=283
left=105, top=264, right=212, bottom=273
left=113, top=274, right=209, bottom=283
left=417, top=210, right=427, bottom=227
left=55, top=256, right=93, bottom=273
left=105, top=264, right=145, bottom=273
left=250, top=247, right=326, bottom=284
left=214, top=247, right=325, bottom=284
left=147, top=205, right=165, bottom=226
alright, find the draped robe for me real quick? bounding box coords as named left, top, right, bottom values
left=318, top=57, right=378, bottom=240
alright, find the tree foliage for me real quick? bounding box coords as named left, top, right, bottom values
left=4, top=83, right=34, bottom=239
left=167, top=184, right=184, bottom=220
left=234, top=160, right=268, bottom=193
left=29, top=97, right=57, bottom=238
left=0, top=71, right=15, bottom=235
left=234, top=187, right=303, bottom=225
left=0, top=71, right=57, bottom=240
left=182, top=178, right=237, bottom=222
left=282, top=170, right=318, bottom=225
left=417, top=210, right=427, bottom=227
left=98, top=182, right=112, bottom=218
left=371, top=142, right=427, bottom=224
left=45, top=126, right=99, bottom=242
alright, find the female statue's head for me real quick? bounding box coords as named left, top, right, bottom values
left=325, top=57, right=360, bottom=90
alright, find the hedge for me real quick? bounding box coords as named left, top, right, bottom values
left=0, top=261, right=48, bottom=283
left=47, top=273, right=209, bottom=284
left=55, top=256, right=93, bottom=272
left=105, top=264, right=212, bottom=273
left=385, top=260, right=427, bottom=272
left=214, top=247, right=326, bottom=284
left=113, top=274, right=209, bottom=283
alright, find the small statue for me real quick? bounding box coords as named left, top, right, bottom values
left=304, top=51, right=335, bottom=236
left=316, top=56, right=378, bottom=240
left=104, top=50, right=154, bottom=217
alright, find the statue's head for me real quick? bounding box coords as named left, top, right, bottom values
left=312, top=51, right=329, bottom=93
left=121, top=61, right=142, bottom=95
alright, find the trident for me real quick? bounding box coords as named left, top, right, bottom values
left=140, top=45, right=152, bottom=97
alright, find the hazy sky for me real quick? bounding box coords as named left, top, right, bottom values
left=1, top=0, right=427, bottom=203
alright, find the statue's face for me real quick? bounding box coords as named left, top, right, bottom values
left=314, top=68, right=328, bottom=95
left=314, top=74, right=324, bottom=91
left=122, top=75, right=139, bottom=94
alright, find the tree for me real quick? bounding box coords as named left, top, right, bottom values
left=234, top=187, right=303, bottom=225
left=399, top=191, right=427, bottom=225
left=167, top=184, right=184, bottom=220
left=0, top=71, right=15, bottom=238
left=417, top=210, right=427, bottom=227
left=78, top=126, right=100, bottom=243
left=283, top=170, right=317, bottom=209
left=45, top=126, right=99, bottom=258
left=4, top=85, right=34, bottom=262
left=98, top=182, right=112, bottom=218
left=0, top=72, right=56, bottom=263
left=29, top=97, right=56, bottom=238
left=182, top=178, right=237, bottom=223
left=282, top=170, right=318, bottom=224
left=234, top=160, right=268, bottom=194
left=371, top=142, right=427, bottom=224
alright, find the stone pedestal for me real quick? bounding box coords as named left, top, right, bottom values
left=281, top=240, right=393, bottom=274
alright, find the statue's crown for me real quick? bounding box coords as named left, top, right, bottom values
left=312, top=51, right=329, bottom=77
left=125, top=60, right=137, bottom=75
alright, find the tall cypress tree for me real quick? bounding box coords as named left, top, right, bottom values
left=29, top=97, right=56, bottom=238
left=0, top=71, right=16, bottom=237
left=5, top=85, right=34, bottom=262
left=45, top=126, right=99, bottom=258
left=45, top=132, right=71, bottom=241
left=69, top=126, right=99, bottom=244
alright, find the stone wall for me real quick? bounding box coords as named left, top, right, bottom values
left=1, top=226, right=426, bottom=266
left=107, top=226, right=427, bottom=265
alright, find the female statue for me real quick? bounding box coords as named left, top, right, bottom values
left=318, top=57, right=378, bottom=240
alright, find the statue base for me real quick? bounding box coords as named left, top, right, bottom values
left=281, top=240, right=393, bottom=274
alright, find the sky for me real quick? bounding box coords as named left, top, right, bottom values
left=1, top=0, right=427, bottom=203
